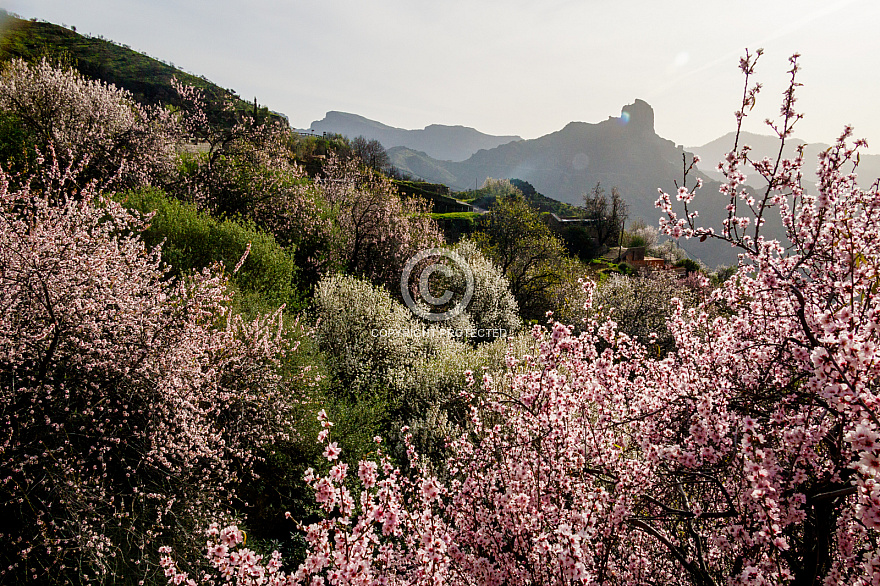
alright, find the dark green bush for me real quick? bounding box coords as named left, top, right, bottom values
left=674, top=258, right=701, bottom=275
left=119, top=187, right=303, bottom=313
left=0, top=111, right=37, bottom=178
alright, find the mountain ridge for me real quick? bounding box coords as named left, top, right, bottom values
left=1, top=13, right=802, bottom=268
left=308, top=110, right=522, bottom=162
left=689, top=130, right=880, bottom=188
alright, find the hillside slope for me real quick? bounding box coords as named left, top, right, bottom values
left=0, top=13, right=281, bottom=126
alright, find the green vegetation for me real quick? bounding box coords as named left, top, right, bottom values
left=588, top=258, right=633, bottom=282
left=458, top=177, right=583, bottom=217
left=509, top=178, right=585, bottom=216
left=0, top=109, right=36, bottom=175
left=674, top=257, right=701, bottom=275
left=119, top=188, right=304, bottom=315
left=430, top=211, right=481, bottom=220
left=473, top=191, right=582, bottom=321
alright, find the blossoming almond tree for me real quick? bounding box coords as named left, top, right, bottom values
left=313, top=154, right=443, bottom=291
left=0, top=58, right=180, bottom=188
left=167, top=52, right=880, bottom=586
left=0, top=159, right=304, bottom=584
left=646, top=50, right=880, bottom=584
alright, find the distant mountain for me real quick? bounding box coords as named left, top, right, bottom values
left=308, top=111, right=522, bottom=162
left=388, top=99, right=771, bottom=268
left=389, top=100, right=691, bottom=202
left=690, top=131, right=880, bottom=189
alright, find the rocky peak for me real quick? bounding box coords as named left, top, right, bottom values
left=620, top=99, right=654, bottom=135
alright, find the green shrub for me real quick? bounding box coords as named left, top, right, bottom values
left=118, top=188, right=303, bottom=314
left=627, top=234, right=648, bottom=248
left=674, top=258, right=702, bottom=275
left=0, top=111, right=36, bottom=177
left=618, top=262, right=636, bottom=275
left=623, top=218, right=659, bottom=249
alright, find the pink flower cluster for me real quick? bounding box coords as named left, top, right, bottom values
left=0, top=58, right=181, bottom=188
left=160, top=525, right=291, bottom=586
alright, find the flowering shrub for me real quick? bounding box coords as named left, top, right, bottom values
left=0, top=58, right=179, bottom=187
left=450, top=239, right=521, bottom=339
left=159, top=525, right=291, bottom=586
left=313, top=273, right=431, bottom=399
left=313, top=273, right=532, bottom=461
left=314, top=155, right=443, bottom=291
left=648, top=238, right=689, bottom=264
left=590, top=271, right=702, bottom=353
left=160, top=412, right=451, bottom=586
left=0, top=162, right=305, bottom=584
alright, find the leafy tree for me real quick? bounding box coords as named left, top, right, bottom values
left=509, top=177, right=537, bottom=198
left=0, top=109, right=38, bottom=175
left=509, top=178, right=586, bottom=217
left=673, top=257, right=701, bottom=275
left=473, top=192, right=572, bottom=320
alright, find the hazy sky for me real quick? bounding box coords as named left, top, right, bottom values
left=4, top=0, right=879, bottom=152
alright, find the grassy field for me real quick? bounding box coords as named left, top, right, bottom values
left=429, top=211, right=482, bottom=220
